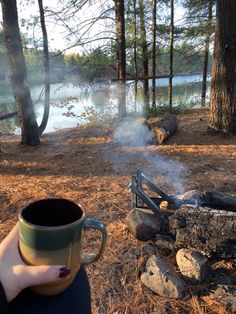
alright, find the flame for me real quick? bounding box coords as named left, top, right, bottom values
left=160, top=201, right=169, bottom=208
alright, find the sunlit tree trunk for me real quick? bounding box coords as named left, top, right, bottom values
left=114, top=0, right=127, bottom=119
left=133, top=0, right=138, bottom=113
left=209, top=0, right=236, bottom=134
left=201, top=0, right=213, bottom=107
left=38, top=0, right=50, bottom=136
left=168, top=0, right=174, bottom=111
left=139, top=0, right=149, bottom=114
left=1, top=0, right=40, bottom=145
left=151, top=0, right=157, bottom=112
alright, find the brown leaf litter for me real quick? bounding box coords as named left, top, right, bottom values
left=1, top=108, right=236, bottom=313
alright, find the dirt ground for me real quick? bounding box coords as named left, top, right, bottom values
left=1, top=107, right=236, bottom=313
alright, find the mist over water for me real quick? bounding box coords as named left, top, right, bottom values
left=0, top=74, right=210, bottom=135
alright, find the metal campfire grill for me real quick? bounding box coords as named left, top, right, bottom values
left=128, top=171, right=182, bottom=217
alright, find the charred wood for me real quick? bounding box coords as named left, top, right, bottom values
left=201, top=191, right=236, bottom=212
left=169, top=204, right=236, bottom=259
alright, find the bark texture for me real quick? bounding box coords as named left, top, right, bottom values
left=38, top=0, right=50, bottom=136
left=149, top=114, right=178, bottom=144
left=209, top=0, right=236, bottom=133
left=168, top=0, right=174, bottom=110
left=1, top=0, right=40, bottom=145
left=139, top=0, right=149, bottom=112
left=201, top=0, right=213, bottom=107
left=169, top=205, right=236, bottom=259
left=114, top=0, right=126, bottom=118
left=151, top=0, right=157, bottom=111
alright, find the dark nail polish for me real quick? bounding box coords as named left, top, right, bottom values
left=59, top=267, right=71, bottom=278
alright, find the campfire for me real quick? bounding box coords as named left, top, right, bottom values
left=126, top=171, right=236, bottom=306
left=127, top=170, right=236, bottom=258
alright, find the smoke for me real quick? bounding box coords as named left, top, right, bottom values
left=103, top=119, right=190, bottom=195
left=112, top=119, right=155, bottom=146
left=141, top=152, right=190, bottom=194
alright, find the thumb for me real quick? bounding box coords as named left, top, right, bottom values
left=18, top=265, right=71, bottom=289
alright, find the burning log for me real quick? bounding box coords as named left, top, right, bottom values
left=169, top=204, right=236, bottom=259
left=201, top=191, right=236, bottom=212
left=148, top=114, right=178, bottom=144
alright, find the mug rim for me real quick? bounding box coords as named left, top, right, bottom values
left=19, top=198, right=86, bottom=230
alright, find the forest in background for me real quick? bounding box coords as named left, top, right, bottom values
left=0, top=34, right=212, bottom=85
left=2, top=0, right=236, bottom=145
left=0, top=0, right=214, bottom=85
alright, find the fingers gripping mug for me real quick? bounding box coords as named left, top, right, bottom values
left=18, top=198, right=107, bottom=296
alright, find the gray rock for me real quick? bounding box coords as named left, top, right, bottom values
left=141, top=243, right=156, bottom=256
left=126, top=208, right=161, bottom=241
left=155, top=234, right=176, bottom=252
left=141, top=255, right=186, bottom=299
left=176, top=248, right=211, bottom=284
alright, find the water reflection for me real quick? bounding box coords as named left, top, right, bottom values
left=0, top=75, right=211, bottom=134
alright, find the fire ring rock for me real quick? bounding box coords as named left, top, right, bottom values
left=125, top=208, right=161, bottom=241
left=176, top=248, right=211, bottom=284
left=141, top=255, right=186, bottom=299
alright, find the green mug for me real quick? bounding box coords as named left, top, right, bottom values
left=18, top=198, right=107, bottom=296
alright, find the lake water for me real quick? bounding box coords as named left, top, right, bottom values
left=0, top=74, right=211, bottom=135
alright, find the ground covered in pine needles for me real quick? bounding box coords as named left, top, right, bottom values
left=1, top=108, right=236, bottom=313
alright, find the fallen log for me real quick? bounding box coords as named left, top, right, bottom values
left=169, top=204, right=236, bottom=259
left=201, top=191, right=236, bottom=212
left=148, top=114, right=178, bottom=144
left=175, top=190, right=236, bottom=212
left=0, top=111, right=17, bottom=121
left=111, top=75, right=171, bottom=82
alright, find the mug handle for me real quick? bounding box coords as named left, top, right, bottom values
left=81, top=218, right=107, bottom=264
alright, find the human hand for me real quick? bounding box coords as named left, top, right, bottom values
left=0, top=223, right=70, bottom=302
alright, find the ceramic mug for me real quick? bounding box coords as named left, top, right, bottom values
left=18, top=198, right=107, bottom=296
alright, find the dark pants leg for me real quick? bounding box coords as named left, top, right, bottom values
left=9, top=266, right=91, bottom=314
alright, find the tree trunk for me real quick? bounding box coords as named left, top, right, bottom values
left=201, top=0, right=213, bottom=107
left=38, top=0, right=50, bottom=136
left=115, top=0, right=127, bottom=119
left=1, top=0, right=40, bottom=145
left=209, top=0, right=236, bottom=134
left=133, top=0, right=138, bottom=113
left=151, top=0, right=157, bottom=112
left=139, top=0, right=149, bottom=114
left=168, top=0, right=174, bottom=111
